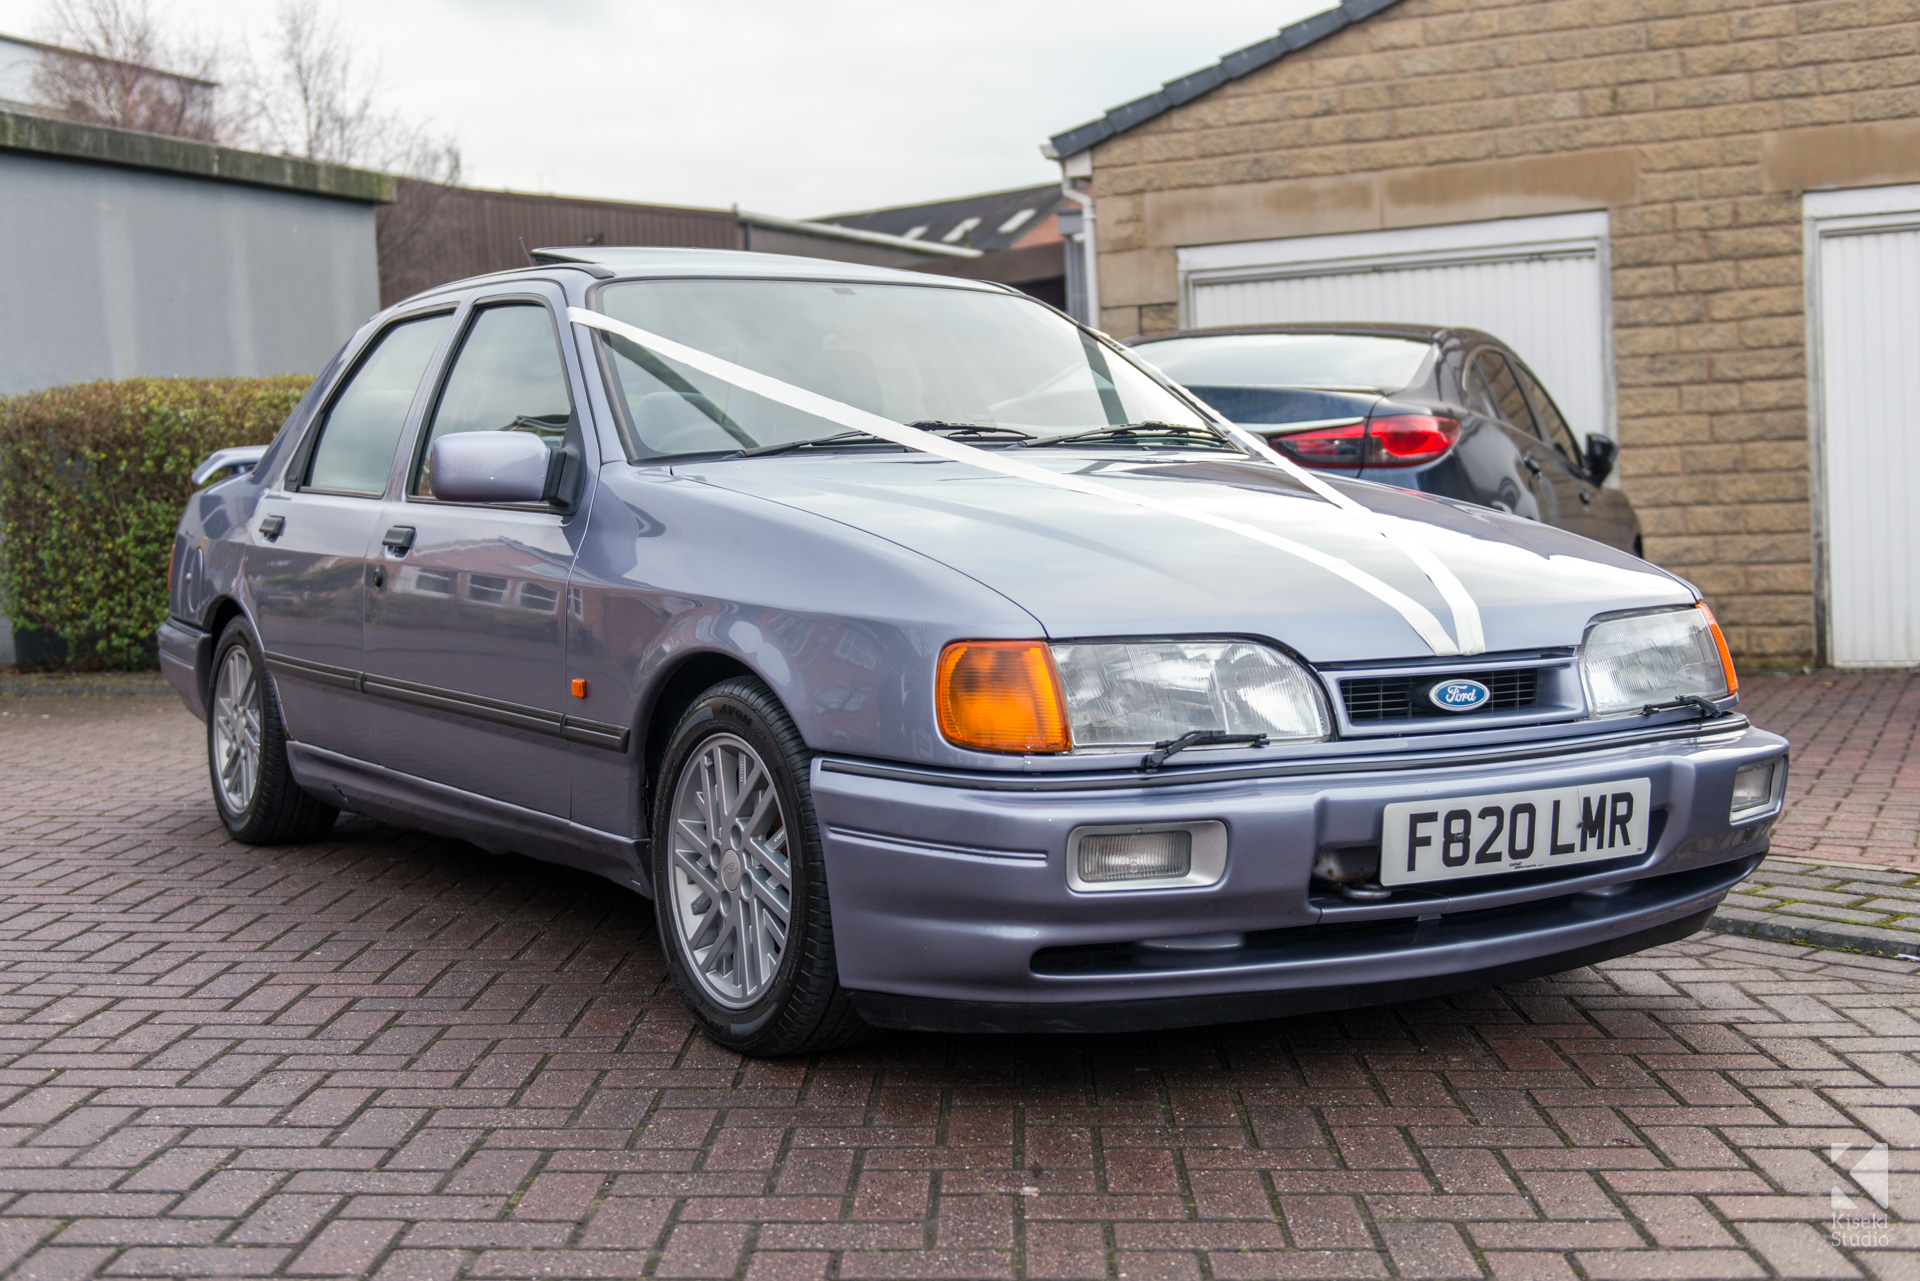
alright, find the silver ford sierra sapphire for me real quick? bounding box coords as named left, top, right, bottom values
left=161, top=248, right=1788, bottom=1056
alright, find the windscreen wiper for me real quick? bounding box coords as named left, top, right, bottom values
left=1142, top=730, right=1269, bottom=770
left=733, top=430, right=891, bottom=458
left=906, top=422, right=1035, bottom=442
left=737, top=423, right=1036, bottom=458
left=1024, top=422, right=1240, bottom=450
left=1640, top=695, right=1727, bottom=720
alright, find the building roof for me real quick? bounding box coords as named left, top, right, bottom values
left=818, top=183, right=1065, bottom=254
left=1046, top=0, right=1406, bottom=160
left=743, top=209, right=980, bottom=258
left=0, top=106, right=393, bottom=202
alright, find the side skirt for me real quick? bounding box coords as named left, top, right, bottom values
left=285, top=741, right=651, bottom=895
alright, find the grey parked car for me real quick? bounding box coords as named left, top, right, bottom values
left=1131, top=324, right=1643, bottom=554
left=162, top=248, right=1786, bottom=1056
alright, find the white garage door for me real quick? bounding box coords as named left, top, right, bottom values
left=1176, top=212, right=1615, bottom=444
left=1808, top=186, right=1920, bottom=666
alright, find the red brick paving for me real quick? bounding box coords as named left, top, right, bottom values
left=1739, top=669, right=1920, bottom=870
left=0, top=673, right=1913, bottom=1279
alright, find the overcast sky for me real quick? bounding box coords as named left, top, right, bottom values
left=0, top=0, right=1334, bottom=216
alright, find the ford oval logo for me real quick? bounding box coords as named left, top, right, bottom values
left=1430, top=679, right=1491, bottom=712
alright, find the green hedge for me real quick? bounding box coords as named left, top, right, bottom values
left=0, top=376, right=311, bottom=669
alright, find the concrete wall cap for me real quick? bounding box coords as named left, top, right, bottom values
left=0, top=106, right=394, bottom=204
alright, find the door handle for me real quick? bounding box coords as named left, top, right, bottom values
left=1578, top=488, right=1592, bottom=505
left=382, top=525, right=416, bottom=556
left=259, top=514, right=285, bottom=542
left=1522, top=456, right=1543, bottom=476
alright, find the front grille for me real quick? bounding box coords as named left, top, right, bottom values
left=1341, top=668, right=1539, bottom=722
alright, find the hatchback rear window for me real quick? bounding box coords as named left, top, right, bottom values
left=1134, top=333, right=1432, bottom=392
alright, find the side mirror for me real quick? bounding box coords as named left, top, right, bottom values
left=192, top=445, right=267, bottom=488
left=1583, top=433, right=1617, bottom=485
left=429, top=432, right=557, bottom=504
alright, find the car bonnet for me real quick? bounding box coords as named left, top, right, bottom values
left=676, top=452, right=1691, bottom=665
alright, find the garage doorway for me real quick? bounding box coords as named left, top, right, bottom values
left=1806, top=185, right=1920, bottom=667
left=1176, top=212, right=1616, bottom=446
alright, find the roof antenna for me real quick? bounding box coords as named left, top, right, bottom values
left=518, top=237, right=534, bottom=266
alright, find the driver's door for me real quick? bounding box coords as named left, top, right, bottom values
left=359, top=288, right=591, bottom=817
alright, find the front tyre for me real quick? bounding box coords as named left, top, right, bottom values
left=208, top=619, right=337, bottom=844
left=651, top=677, right=871, bottom=1056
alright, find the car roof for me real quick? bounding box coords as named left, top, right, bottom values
left=537, top=246, right=1015, bottom=289
left=391, top=247, right=1018, bottom=311
left=1130, top=322, right=1486, bottom=345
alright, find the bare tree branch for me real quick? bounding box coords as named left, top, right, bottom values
left=249, top=1, right=464, bottom=301
left=29, top=0, right=237, bottom=141
left=252, top=0, right=460, bottom=180
left=30, top=0, right=466, bottom=299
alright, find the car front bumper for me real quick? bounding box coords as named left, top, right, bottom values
left=810, top=717, right=1785, bottom=1033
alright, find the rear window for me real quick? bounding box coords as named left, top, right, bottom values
left=1134, top=333, right=1432, bottom=392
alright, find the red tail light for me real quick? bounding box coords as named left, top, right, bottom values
left=1272, top=422, right=1366, bottom=467
left=1365, top=414, right=1461, bottom=467
left=1267, top=415, right=1460, bottom=470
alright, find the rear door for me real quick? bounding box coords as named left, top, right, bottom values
left=1462, top=349, right=1551, bottom=523
left=249, top=311, right=453, bottom=758
left=1506, top=357, right=1624, bottom=548
left=359, top=288, right=590, bottom=817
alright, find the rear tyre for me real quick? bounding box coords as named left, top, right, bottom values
left=651, top=677, right=872, bottom=1056
left=208, top=619, right=338, bottom=845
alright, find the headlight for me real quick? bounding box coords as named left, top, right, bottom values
left=1051, top=640, right=1330, bottom=748
left=1580, top=604, right=1737, bottom=716
left=935, top=638, right=1331, bottom=754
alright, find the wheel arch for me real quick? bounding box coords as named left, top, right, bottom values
left=639, top=651, right=763, bottom=822
left=199, top=596, right=249, bottom=707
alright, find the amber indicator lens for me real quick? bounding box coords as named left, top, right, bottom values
left=936, top=640, right=1071, bottom=754
left=1698, top=603, right=1738, bottom=696
left=570, top=678, right=589, bottom=698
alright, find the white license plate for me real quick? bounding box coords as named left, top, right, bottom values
left=1380, top=779, right=1652, bottom=887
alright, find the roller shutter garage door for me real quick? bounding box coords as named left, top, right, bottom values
left=1176, top=212, right=1615, bottom=446
left=1808, top=186, right=1920, bottom=666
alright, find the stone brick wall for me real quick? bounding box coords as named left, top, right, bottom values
left=1083, top=0, right=1920, bottom=663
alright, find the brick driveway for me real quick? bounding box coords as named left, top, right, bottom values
left=0, top=673, right=1913, bottom=1280
left=1740, top=671, right=1920, bottom=870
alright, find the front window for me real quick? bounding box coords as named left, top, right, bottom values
left=414, top=304, right=572, bottom=497
left=589, top=279, right=1210, bottom=458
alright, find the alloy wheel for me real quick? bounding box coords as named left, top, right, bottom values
left=211, top=645, right=262, bottom=814
left=666, top=732, right=793, bottom=1009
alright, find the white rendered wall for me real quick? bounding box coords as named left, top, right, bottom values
left=1807, top=185, right=1920, bottom=666
left=1177, top=212, right=1614, bottom=446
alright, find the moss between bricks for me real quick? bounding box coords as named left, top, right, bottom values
left=1707, top=905, right=1920, bottom=961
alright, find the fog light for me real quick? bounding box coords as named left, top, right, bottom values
left=1079, top=830, right=1191, bottom=883
left=1731, top=760, right=1779, bottom=819
left=1067, top=822, right=1228, bottom=893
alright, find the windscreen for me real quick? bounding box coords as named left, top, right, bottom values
left=1134, top=333, right=1432, bottom=392
left=592, top=279, right=1209, bottom=457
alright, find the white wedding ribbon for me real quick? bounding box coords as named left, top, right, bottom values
left=568, top=306, right=1484, bottom=658
left=1207, top=423, right=1487, bottom=655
